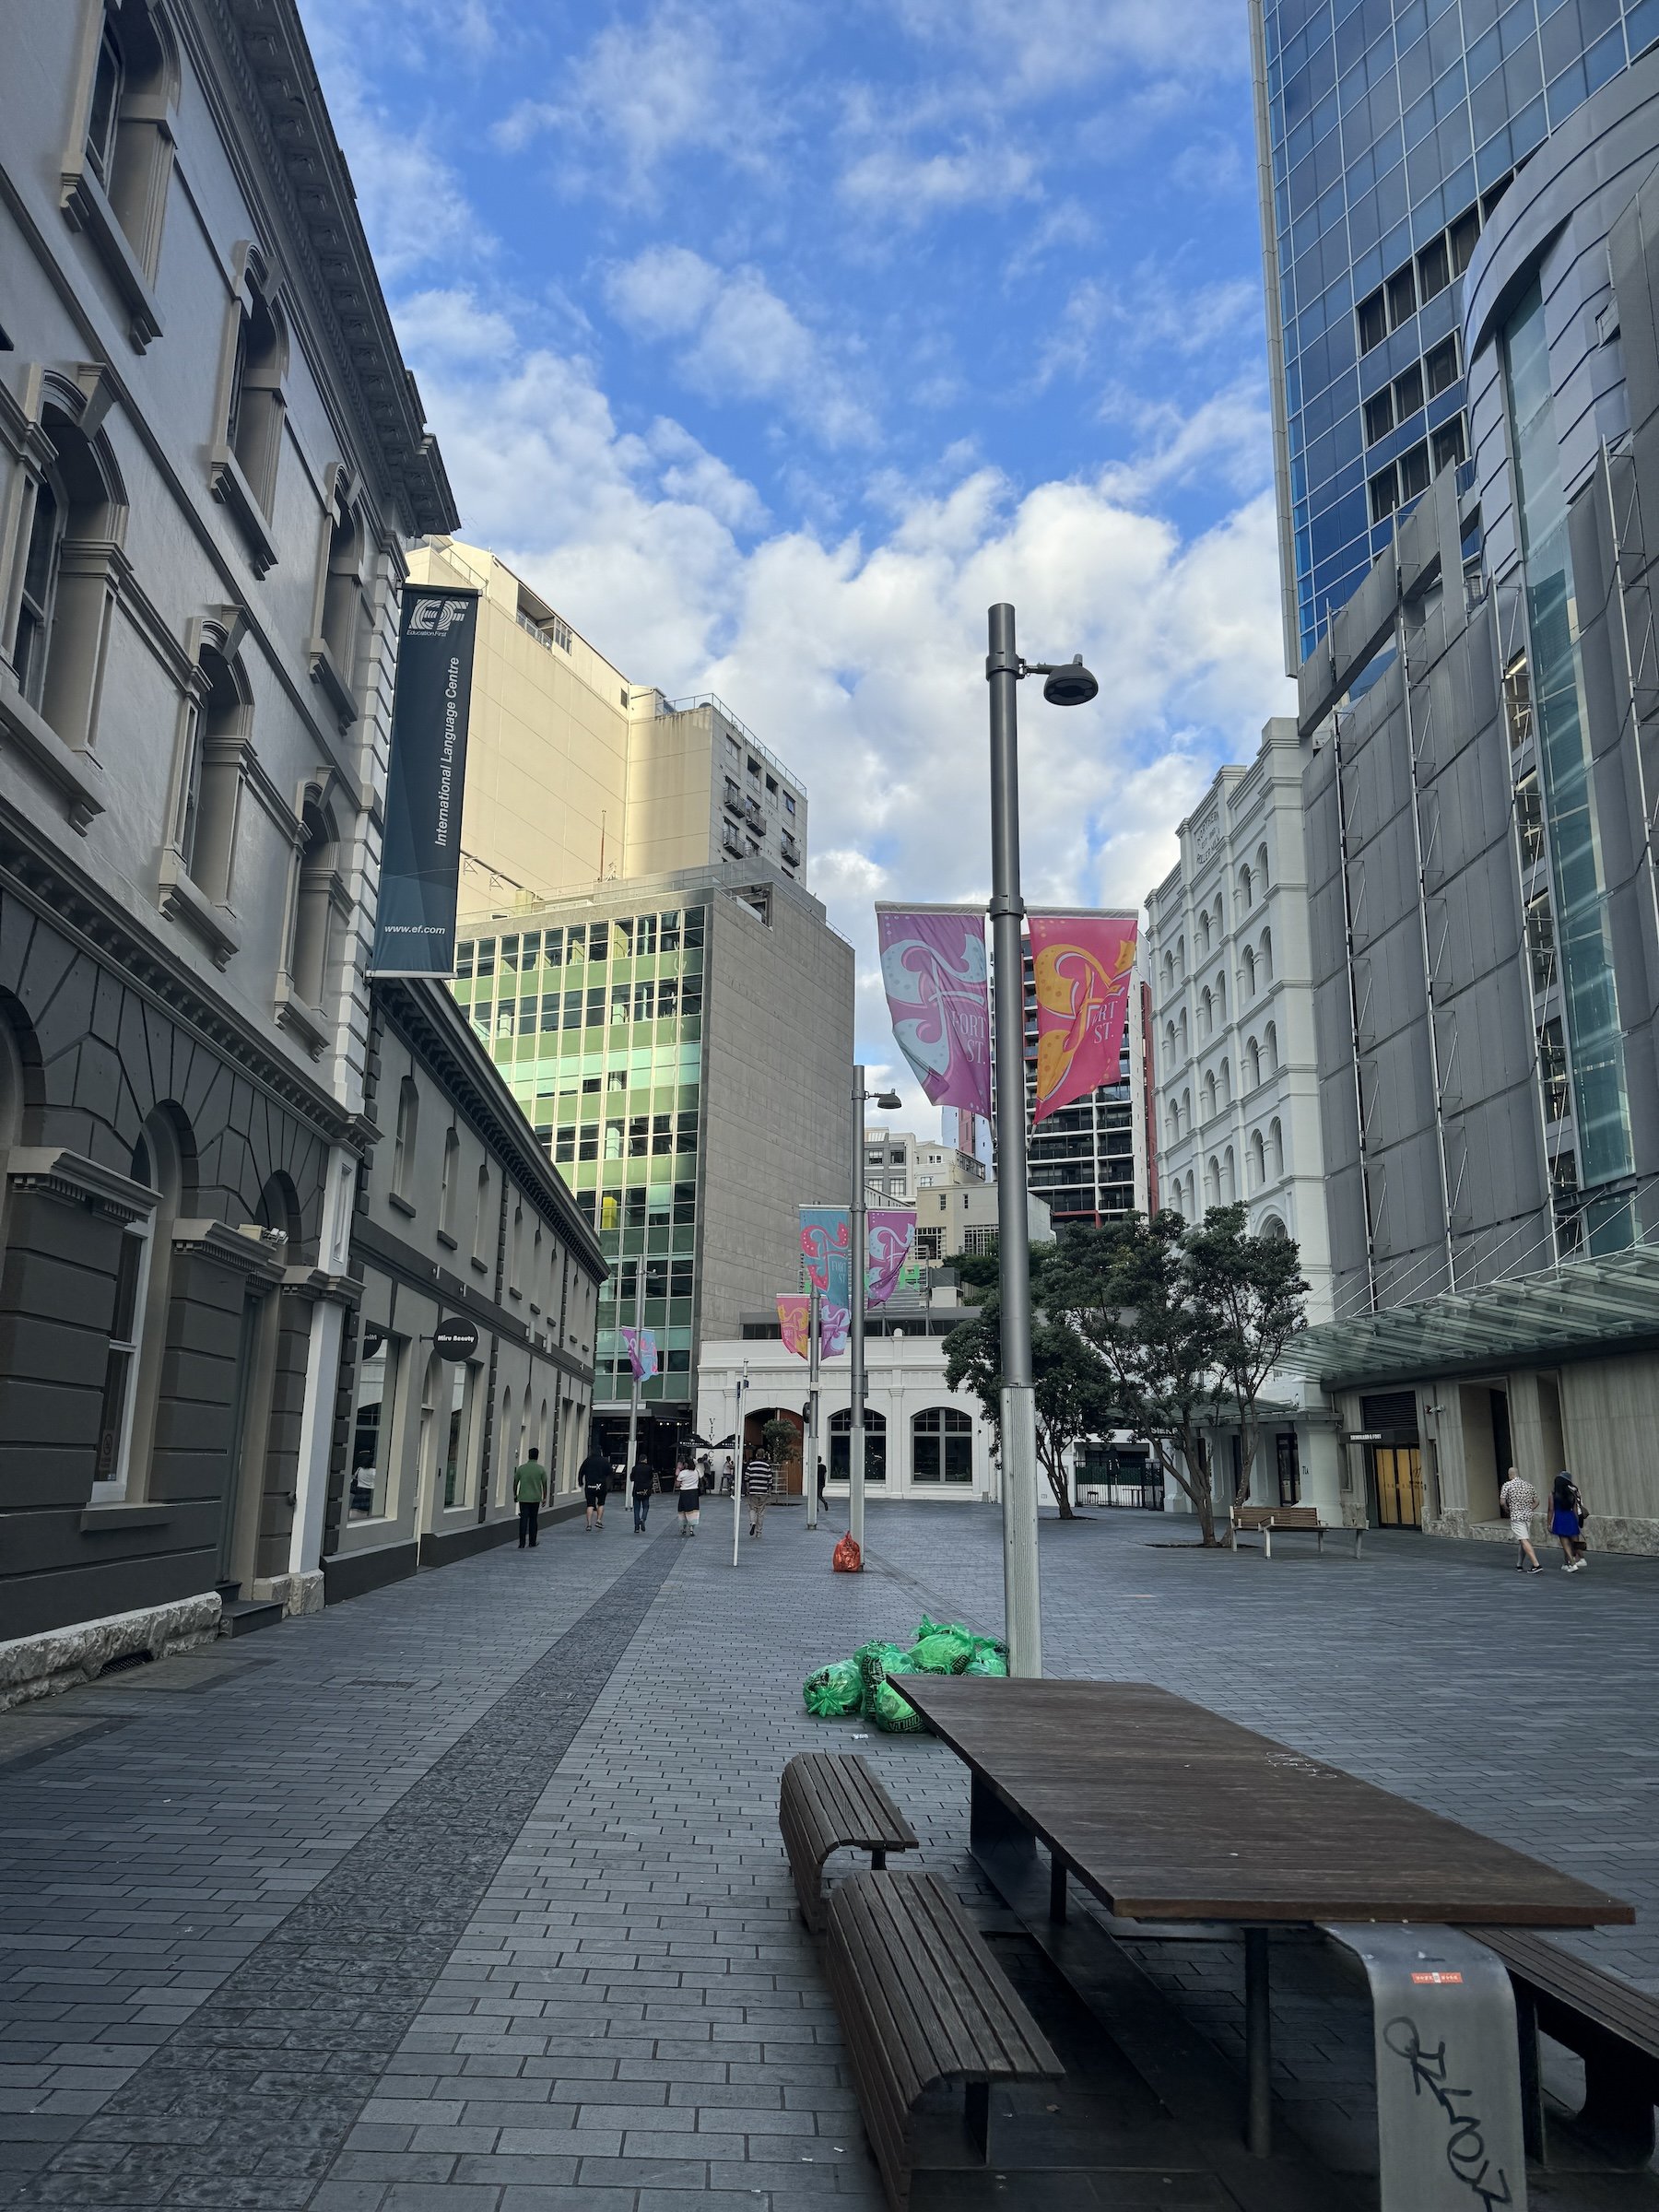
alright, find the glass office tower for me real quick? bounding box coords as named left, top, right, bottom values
left=1249, top=0, right=1659, bottom=671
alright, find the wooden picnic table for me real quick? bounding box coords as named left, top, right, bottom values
left=895, top=1676, right=1635, bottom=2186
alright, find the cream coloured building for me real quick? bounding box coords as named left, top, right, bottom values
left=406, top=538, right=807, bottom=915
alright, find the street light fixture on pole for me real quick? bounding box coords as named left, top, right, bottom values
left=986, top=604, right=1098, bottom=1679
left=849, top=1063, right=902, bottom=1562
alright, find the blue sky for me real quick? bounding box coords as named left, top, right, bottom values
left=300, top=0, right=1296, bottom=1110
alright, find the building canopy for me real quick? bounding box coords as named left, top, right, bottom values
left=1278, top=1243, right=1659, bottom=1390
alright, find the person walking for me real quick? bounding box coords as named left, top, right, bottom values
left=675, top=1458, right=702, bottom=1535
left=579, top=1439, right=613, bottom=1532
left=719, top=1453, right=735, bottom=1497
left=743, top=1450, right=775, bottom=1539
left=629, top=1455, right=653, bottom=1534
left=1549, top=1468, right=1587, bottom=1571
left=815, top=1455, right=828, bottom=1516
left=1499, top=1466, right=1542, bottom=1573
left=514, top=1447, right=547, bottom=1549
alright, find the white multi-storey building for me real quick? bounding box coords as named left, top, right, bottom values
left=1146, top=718, right=1342, bottom=1516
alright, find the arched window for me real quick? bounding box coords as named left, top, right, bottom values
left=76, top=1, right=177, bottom=291
left=829, top=1406, right=887, bottom=1482
left=1214, top=971, right=1226, bottom=1021
left=1166, top=1100, right=1180, bottom=1145
left=1163, top=1020, right=1176, bottom=1069
left=1249, top=1129, right=1265, bottom=1190
left=1256, top=840, right=1270, bottom=890
left=392, top=1077, right=418, bottom=1205
left=1184, top=1171, right=1196, bottom=1219
left=473, top=1164, right=492, bottom=1269
left=10, top=399, right=126, bottom=745
left=1246, top=1036, right=1261, bottom=1089
left=1223, top=1146, right=1237, bottom=1203
left=1270, top=1117, right=1285, bottom=1179
left=1182, top=1087, right=1191, bottom=1134
left=95, top=1108, right=191, bottom=1500
left=256, top=1171, right=300, bottom=1247
left=531, top=1224, right=544, bottom=1311
left=172, top=641, right=248, bottom=906
left=1264, top=1020, right=1278, bottom=1075
left=1176, top=935, right=1186, bottom=978
left=1259, top=1214, right=1288, bottom=1241
left=318, top=494, right=364, bottom=705
left=1239, top=865, right=1253, bottom=912
left=1177, top=1008, right=1188, bottom=1061
left=1205, top=1155, right=1219, bottom=1207
left=1200, top=986, right=1213, bottom=1039
left=510, top=1200, right=524, bottom=1295
left=440, top=1127, right=460, bottom=1240
left=1161, top=952, right=1174, bottom=993
left=1202, top=1069, right=1217, bottom=1122
left=1198, top=912, right=1211, bottom=955
left=286, top=800, right=338, bottom=1013
left=1242, top=945, right=1257, bottom=996
left=912, top=1406, right=973, bottom=1483
left=1260, top=929, right=1274, bottom=983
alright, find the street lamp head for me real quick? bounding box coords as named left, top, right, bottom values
left=876, top=1089, right=902, bottom=1110
left=1041, top=654, right=1099, bottom=708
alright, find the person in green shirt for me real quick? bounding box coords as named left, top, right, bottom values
left=514, top=1448, right=548, bottom=1548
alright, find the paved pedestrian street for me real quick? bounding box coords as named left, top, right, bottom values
left=4, top=1502, right=1658, bottom=2210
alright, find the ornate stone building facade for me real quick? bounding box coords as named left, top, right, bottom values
left=0, top=0, right=457, bottom=1683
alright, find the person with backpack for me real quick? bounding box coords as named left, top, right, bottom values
left=578, top=1439, right=613, bottom=1532
left=513, top=1447, right=547, bottom=1549
left=629, top=1455, right=654, bottom=1534
left=1549, top=1469, right=1588, bottom=1571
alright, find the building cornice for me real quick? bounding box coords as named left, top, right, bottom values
left=194, top=0, right=459, bottom=538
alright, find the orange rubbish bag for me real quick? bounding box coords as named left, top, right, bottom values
left=831, top=1531, right=863, bottom=1574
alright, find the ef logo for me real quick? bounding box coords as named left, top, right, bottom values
left=408, top=596, right=469, bottom=635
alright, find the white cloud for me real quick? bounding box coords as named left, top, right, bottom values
left=889, top=0, right=1248, bottom=96
left=646, top=419, right=770, bottom=533
left=604, top=247, right=877, bottom=448
left=838, top=142, right=1041, bottom=221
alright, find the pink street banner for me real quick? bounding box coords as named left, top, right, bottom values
left=877, top=909, right=992, bottom=1116
left=1027, top=914, right=1139, bottom=1124
left=777, top=1295, right=850, bottom=1359
left=620, top=1325, right=658, bottom=1382
left=799, top=1206, right=851, bottom=1310
left=866, top=1210, right=916, bottom=1307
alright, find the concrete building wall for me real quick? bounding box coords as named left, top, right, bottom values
left=0, top=0, right=454, bottom=1664
left=699, top=877, right=853, bottom=1341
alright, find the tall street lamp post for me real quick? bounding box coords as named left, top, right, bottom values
left=985, top=603, right=1098, bottom=1678
left=849, top=1063, right=902, bottom=1561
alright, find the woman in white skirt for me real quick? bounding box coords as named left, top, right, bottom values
left=675, top=1460, right=702, bottom=1535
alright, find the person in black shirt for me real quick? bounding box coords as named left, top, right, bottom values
left=629, top=1456, right=653, bottom=1534
left=579, top=1442, right=613, bottom=1532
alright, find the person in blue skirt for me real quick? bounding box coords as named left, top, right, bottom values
left=1549, top=1469, right=1587, bottom=1572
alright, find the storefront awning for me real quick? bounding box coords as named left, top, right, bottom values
left=1278, top=1242, right=1659, bottom=1390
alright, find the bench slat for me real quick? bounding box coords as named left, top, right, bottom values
left=780, top=1752, right=920, bottom=1934
left=1472, top=1929, right=1659, bottom=2061
left=826, top=1871, right=1061, bottom=2212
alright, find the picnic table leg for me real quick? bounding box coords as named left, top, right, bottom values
left=1244, top=1926, right=1273, bottom=2156
left=1049, top=1855, right=1067, bottom=1922
left=970, top=1772, right=1035, bottom=1865
left=1515, top=1985, right=1547, bottom=2165
left=1321, top=1923, right=1527, bottom=2210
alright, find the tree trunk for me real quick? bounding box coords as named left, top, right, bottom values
left=1039, top=1439, right=1077, bottom=1519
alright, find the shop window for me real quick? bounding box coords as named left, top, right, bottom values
left=829, top=1407, right=887, bottom=1481
left=441, top=1361, right=475, bottom=1509
left=348, top=1330, right=401, bottom=1521
left=912, top=1405, right=973, bottom=1483
left=93, top=1110, right=189, bottom=1501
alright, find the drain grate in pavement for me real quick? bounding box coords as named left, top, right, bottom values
left=10, top=1537, right=682, bottom=2211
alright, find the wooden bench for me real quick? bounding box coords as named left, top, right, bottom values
left=1229, top=1502, right=1364, bottom=1558
left=1472, top=1926, right=1659, bottom=2167
left=779, top=1751, right=919, bottom=1935
left=825, top=1869, right=1062, bottom=2212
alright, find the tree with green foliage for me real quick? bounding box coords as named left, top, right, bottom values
left=1184, top=1204, right=1309, bottom=1509
left=944, top=1242, right=1118, bottom=1519
left=759, top=1416, right=800, bottom=1488
left=1043, top=1213, right=1230, bottom=1545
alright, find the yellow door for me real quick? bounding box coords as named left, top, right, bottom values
left=1374, top=1446, right=1423, bottom=1527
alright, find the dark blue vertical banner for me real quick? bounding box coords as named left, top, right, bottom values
left=371, top=583, right=479, bottom=976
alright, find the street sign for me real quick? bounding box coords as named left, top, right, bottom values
left=432, top=1315, right=478, bottom=1360
left=1346, top=1430, right=1382, bottom=1442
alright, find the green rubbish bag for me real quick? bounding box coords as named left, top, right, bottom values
left=803, top=1659, right=863, bottom=1718
left=907, top=1633, right=970, bottom=1676
left=856, top=1641, right=929, bottom=1734
left=913, top=1617, right=976, bottom=1664
left=964, top=1643, right=1009, bottom=1677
